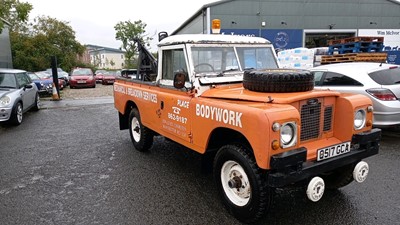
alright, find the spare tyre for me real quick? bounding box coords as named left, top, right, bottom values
left=243, top=69, right=314, bottom=93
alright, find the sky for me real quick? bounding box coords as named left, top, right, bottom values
left=26, top=0, right=217, bottom=51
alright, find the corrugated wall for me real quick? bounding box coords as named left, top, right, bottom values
left=208, top=0, right=400, bottom=30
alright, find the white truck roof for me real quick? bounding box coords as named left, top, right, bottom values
left=158, top=34, right=271, bottom=46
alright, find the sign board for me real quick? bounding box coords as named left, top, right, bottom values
left=220, top=29, right=303, bottom=50
left=358, top=29, right=400, bottom=51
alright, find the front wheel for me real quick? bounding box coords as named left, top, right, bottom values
left=128, top=108, right=154, bottom=152
left=10, top=102, right=23, bottom=126
left=213, top=144, right=272, bottom=223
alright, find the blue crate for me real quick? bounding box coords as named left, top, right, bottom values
left=328, top=42, right=383, bottom=55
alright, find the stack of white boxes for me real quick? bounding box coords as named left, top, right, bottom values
left=277, top=48, right=315, bottom=69
left=311, top=47, right=329, bottom=67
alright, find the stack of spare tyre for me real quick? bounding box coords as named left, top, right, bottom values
left=243, top=68, right=314, bottom=92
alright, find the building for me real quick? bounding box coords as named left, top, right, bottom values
left=172, top=0, right=400, bottom=61
left=86, top=44, right=126, bottom=69
left=0, top=18, right=13, bottom=68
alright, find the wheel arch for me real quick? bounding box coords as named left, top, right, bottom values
left=202, top=127, right=254, bottom=171
left=207, top=127, right=252, bottom=151
left=119, top=100, right=138, bottom=130
left=13, top=98, right=23, bottom=110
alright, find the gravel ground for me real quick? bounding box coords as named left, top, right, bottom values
left=43, top=84, right=114, bottom=100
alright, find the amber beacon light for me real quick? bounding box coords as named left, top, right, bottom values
left=212, top=19, right=221, bottom=34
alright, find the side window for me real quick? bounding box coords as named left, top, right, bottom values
left=313, top=71, right=324, bottom=86
left=15, top=73, right=30, bottom=87
left=322, top=72, right=362, bottom=86
left=161, top=49, right=188, bottom=83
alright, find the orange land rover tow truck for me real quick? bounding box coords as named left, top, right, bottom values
left=113, top=31, right=381, bottom=223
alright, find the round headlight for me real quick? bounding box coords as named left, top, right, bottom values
left=0, top=96, right=11, bottom=107
left=281, top=122, right=296, bottom=146
left=354, top=109, right=366, bottom=130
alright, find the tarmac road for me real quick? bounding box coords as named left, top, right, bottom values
left=0, top=99, right=399, bottom=225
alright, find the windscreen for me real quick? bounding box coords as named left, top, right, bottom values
left=0, top=73, right=17, bottom=88
left=191, top=45, right=278, bottom=75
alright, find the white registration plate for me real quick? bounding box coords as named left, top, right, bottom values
left=77, top=80, right=86, bottom=83
left=317, top=141, right=351, bottom=161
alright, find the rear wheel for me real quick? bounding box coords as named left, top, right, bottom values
left=31, top=94, right=40, bottom=111
left=10, top=102, right=23, bottom=126
left=213, top=144, right=272, bottom=223
left=129, top=108, right=154, bottom=152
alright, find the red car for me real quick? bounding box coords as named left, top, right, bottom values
left=101, top=71, right=116, bottom=85
left=69, top=68, right=96, bottom=88
left=95, top=73, right=104, bottom=83
left=95, top=70, right=106, bottom=83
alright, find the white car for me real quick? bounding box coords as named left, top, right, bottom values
left=310, top=62, right=400, bottom=128
left=0, top=68, right=40, bottom=125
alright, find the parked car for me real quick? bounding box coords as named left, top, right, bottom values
left=35, top=71, right=65, bottom=90
left=46, top=68, right=69, bottom=86
left=69, top=68, right=96, bottom=88
left=310, top=62, right=400, bottom=128
left=95, top=71, right=105, bottom=83
left=120, top=69, right=137, bottom=79
left=0, top=68, right=40, bottom=125
left=27, top=72, right=53, bottom=96
left=101, top=71, right=116, bottom=85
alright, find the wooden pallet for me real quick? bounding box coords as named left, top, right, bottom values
left=321, top=53, right=387, bottom=64
left=328, top=36, right=384, bottom=46
left=328, top=41, right=384, bottom=54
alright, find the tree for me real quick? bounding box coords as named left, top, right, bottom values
left=0, top=0, right=32, bottom=30
left=10, top=16, right=85, bottom=71
left=114, top=20, right=152, bottom=68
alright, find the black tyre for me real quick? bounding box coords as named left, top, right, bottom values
left=213, top=144, right=272, bottom=223
left=243, top=68, right=314, bottom=92
left=128, top=108, right=154, bottom=152
left=321, top=163, right=355, bottom=189
left=10, top=102, right=23, bottom=126
left=31, top=94, right=40, bottom=111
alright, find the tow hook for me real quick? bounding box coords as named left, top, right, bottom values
left=306, top=176, right=325, bottom=202
left=353, top=161, right=369, bottom=183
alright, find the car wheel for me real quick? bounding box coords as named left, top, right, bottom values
left=129, top=108, right=154, bottom=152
left=31, top=94, right=40, bottom=111
left=243, top=69, right=314, bottom=92
left=10, top=102, right=23, bottom=126
left=213, top=144, right=272, bottom=223
left=321, top=163, right=355, bottom=189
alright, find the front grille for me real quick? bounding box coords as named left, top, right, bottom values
left=300, top=102, right=321, bottom=141
left=323, top=106, right=333, bottom=131
left=300, top=100, right=334, bottom=141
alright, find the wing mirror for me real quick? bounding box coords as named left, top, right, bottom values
left=173, top=71, right=186, bottom=89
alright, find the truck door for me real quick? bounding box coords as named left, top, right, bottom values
left=157, top=46, right=193, bottom=143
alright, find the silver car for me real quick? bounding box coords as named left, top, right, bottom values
left=0, top=68, right=40, bottom=125
left=310, top=62, right=400, bottom=128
